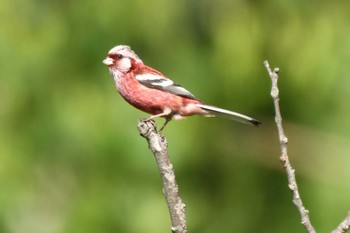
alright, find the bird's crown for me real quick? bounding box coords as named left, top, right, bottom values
left=108, top=45, right=143, bottom=64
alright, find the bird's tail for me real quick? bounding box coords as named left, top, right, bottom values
left=197, top=104, right=261, bottom=126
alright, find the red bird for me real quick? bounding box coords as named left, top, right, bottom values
left=103, top=45, right=260, bottom=131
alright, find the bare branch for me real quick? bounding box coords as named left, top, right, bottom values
left=263, top=60, right=316, bottom=233
left=137, top=119, right=187, bottom=233
left=332, top=212, right=350, bottom=233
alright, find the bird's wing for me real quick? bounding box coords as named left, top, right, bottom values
left=134, top=67, right=198, bottom=100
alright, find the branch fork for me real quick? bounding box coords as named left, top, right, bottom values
left=264, top=60, right=350, bottom=233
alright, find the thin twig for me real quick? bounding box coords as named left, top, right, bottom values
left=263, top=60, right=316, bottom=233
left=137, top=119, right=187, bottom=233
left=332, top=212, right=350, bottom=233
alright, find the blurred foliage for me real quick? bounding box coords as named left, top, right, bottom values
left=1, top=0, right=350, bottom=232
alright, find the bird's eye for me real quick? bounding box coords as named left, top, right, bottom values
left=117, top=54, right=123, bottom=59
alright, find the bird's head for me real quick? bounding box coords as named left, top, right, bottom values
left=103, top=45, right=143, bottom=73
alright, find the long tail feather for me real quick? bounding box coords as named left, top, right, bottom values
left=198, top=104, right=261, bottom=126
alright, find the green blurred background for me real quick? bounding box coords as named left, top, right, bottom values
left=1, top=0, right=350, bottom=232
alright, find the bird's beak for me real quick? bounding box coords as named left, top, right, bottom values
left=103, top=57, right=114, bottom=66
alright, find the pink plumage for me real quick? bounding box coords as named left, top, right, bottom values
left=103, top=45, right=260, bottom=130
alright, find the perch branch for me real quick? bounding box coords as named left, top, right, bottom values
left=137, top=119, right=187, bottom=233
left=263, top=61, right=316, bottom=233
left=332, top=212, right=350, bottom=233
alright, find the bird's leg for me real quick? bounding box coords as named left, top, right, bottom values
left=158, top=113, right=186, bottom=132
left=159, top=118, right=172, bottom=132
left=146, top=108, right=172, bottom=121
left=145, top=108, right=172, bottom=131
